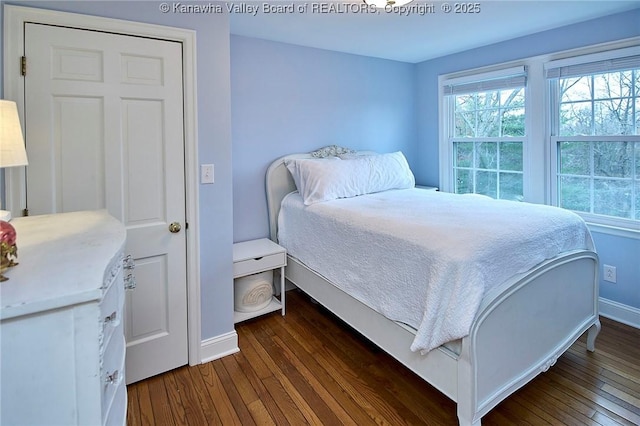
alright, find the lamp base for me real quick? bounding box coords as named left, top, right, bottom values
left=0, top=210, right=12, bottom=222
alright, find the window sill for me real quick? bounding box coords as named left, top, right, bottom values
left=586, top=221, right=640, bottom=240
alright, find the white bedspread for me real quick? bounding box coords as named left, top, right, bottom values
left=278, top=188, right=594, bottom=353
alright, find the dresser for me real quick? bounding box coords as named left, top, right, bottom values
left=0, top=210, right=129, bottom=426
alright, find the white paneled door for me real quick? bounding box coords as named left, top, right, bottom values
left=24, top=23, right=188, bottom=384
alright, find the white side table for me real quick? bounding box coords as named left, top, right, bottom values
left=415, top=185, right=439, bottom=191
left=232, top=238, right=287, bottom=323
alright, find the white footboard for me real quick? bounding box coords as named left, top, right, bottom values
left=456, top=250, right=599, bottom=425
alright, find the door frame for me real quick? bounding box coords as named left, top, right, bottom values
left=3, top=5, right=202, bottom=366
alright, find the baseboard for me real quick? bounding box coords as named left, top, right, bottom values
left=200, top=330, right=239, bottom=364
left=196, top=299, right=636, bottom=364
left=599, top=297, right=640, bottom=329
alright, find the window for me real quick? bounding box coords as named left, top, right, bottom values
left=442, top=66, right=526, bottom=201
left=439, top=42, right=640, bottom=235
left=547, top=48, right=640, bottom=224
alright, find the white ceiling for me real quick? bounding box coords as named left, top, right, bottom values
left=229, top=0, right=640, bottom=63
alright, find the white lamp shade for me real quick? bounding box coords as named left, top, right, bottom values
left=0, top=100, right=28, bottom=168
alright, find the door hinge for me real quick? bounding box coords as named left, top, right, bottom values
left=22, top=208, right=29, bottom=217
left=20, top=56, right=27, bottom=76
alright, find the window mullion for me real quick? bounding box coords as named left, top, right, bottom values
left=590, top=141, right=595, bottom=214
left=634, top=70, right=638, bottom=135
left=633, top=140, right=638, bottom=220
left=497, top=141, right=502, bottom=199
left=590, top=75, right=596, bottom=136
left=472, top=141, right=477, bottom=194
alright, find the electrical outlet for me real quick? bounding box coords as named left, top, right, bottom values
left=603, top=264, right=617, bottom=283
left=201, top=164, right=214, bottom=184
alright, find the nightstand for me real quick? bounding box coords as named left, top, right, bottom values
left=233, top=238, right=287, bottom=323
left=415, top=185, right=439, bottom=191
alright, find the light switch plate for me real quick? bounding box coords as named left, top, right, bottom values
left=201, top=164, right=214, bottom=184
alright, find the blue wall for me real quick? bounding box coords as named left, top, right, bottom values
left=592, top=232, right=640, bottom=310
left=415, top=9, right=640, bottom=314
left=1, top=0, right=235, bottom=340
left=231, top=35, right=417, bottom=241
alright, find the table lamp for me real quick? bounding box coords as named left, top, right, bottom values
left=0, top=100, right=29, bottom=221
left=0, top=100, right=28, bottom=281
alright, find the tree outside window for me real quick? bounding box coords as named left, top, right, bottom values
left=452, top=87, right=525, bottom=200
left=555, top=68, right=639, bottom=220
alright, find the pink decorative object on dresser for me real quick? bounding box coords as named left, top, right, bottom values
left=0, top=220, right=18, bottom=281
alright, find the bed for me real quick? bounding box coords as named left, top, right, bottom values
left=265, top=148, right=600, bottom=425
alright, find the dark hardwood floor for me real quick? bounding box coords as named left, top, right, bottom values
left=127, top=289, right=640, bottom=425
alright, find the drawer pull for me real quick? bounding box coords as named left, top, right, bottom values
left=123, top=255, right=135, bottom=270
left=124, top=274, right=136, bottom=290
left=104, top=311, right=118, bottom=325
left=105, top=370, right=122, bottom=386
left=253, top=256, right=263, bottom=260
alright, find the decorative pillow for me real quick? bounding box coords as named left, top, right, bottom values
left=285, top=151, right=415, bottom=205
left=310, top=145, right=356, bottom=158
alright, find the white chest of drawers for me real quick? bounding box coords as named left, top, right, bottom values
left=0, top=210, right=128, bottom=426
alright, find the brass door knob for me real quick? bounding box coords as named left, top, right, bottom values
left=169, top=222, right=181, bottom=233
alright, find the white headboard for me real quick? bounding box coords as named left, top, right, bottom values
left=265, top=150, right=377, bottom=242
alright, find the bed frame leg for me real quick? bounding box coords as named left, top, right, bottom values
left=586, top=319, right=601, bottom=352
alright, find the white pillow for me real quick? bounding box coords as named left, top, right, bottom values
left=285, top=151, right=415, bottom=205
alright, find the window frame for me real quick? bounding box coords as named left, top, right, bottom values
left=439, top=65, right=531, bottom=201
left=438, top=38, right=640, bottom=238
left=547, top=46, right=640, bottom=231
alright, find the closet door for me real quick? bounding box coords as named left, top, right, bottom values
left=24, top=23, right=188, bottom=384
